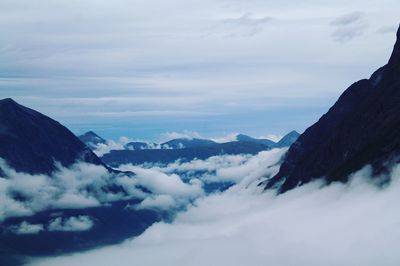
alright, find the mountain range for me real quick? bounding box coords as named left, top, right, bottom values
left=1, top=23, right=399, bottom=266
left=0, top=98, right=298, bottom=265
left=78, top=131, right=300, bottom=167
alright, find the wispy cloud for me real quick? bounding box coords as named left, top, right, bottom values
left=218, top=12, right=274, bottom=37
left=331, top=11, right=363, bottom=26
left=330, top=12, right=368, bottom=42
left=160, top=131, right=204, bottom=142
left=0, top=1, right=398, bottom=139
left=376, top=25, right=398, bottom=35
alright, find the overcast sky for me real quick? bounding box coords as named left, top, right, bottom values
left=0, top=0, right=398, bottom=141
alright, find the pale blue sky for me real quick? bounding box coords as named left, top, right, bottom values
left=0, top=0, right=398, bottom=141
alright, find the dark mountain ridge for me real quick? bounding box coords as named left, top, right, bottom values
left=264, top=25, right=400, bottom=193
left=0, top=98, right=104, bottom=175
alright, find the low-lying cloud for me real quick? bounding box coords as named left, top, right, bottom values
left=119, top=148, right=286, bottom=188
left=0, top=149, right=286, bottom=224
left=8, top=215, right=95, bottom=234
left=48, top=216, right=94, bottom=232
left=30, top=160, right=400, bottom=266
left=135, top=195, right=176, bottom=211
left=116, top=149, right=286, bottom=210
left=9, top=221, right=44, bottom=235
left=92, top=137, right=130, bottom=157
left=0, top=159, right=121, bottom=222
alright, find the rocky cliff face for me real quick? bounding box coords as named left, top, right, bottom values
left=264, top=25, right=400, bottom=193
left=0, top=98, right=103, bottom=175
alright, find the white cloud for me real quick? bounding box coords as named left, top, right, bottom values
left=145, top=149, right=286, bottom=186
left=117, top=149, right=287, bottom=203
left=2, top=148, right=283, bottom=221
left=117, top=166, right=204, bottom=199
left=48, top=216, right=94, bottom=232
left=7, top=216, right=94, bottom=234
left=135, top=195, right=176, bottom=211
left=160, top=131, right=203, bottom=142
left=210, top=133, right=239, bottom=143
left=117, top=149, right=286, bottom=210
left=92, top=137, right=131, bottom=157
left=0, top=158, right=141, bottom=222
left=9, top=221, right=44, bottom=235
left=31, top=162, right=400, bottom=266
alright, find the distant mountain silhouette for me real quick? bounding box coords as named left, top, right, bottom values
left=235, top=132, right=300, bottom=148
left=124, top=141, right=156, bottom=150
left=78, top=131, right=299, bottom=163
left=161, top=138, right=218, bottom=149
left=0, top=99, right=103, bottom=175
left=236, top=134, right=276, bottom=147
left=101, top=141, right=271, bottom=167
left=101, top=131, right=299, bottom=167
left=78, top=131, right=107, bottom=150
left=275, top=130, right=300, bottom=148
left=264, top=25, right=400, bottom=193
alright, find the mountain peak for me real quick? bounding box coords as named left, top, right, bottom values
left=78, top=131, right=107, bottom=149
left=285, top=130, right=299, bottom=136
left=275, top=130, right=300, bottom=148
left=236, top=134, right=254, bottom=141
left=0, top=98, right=19, bottom=110
left=0, top=98, right=17, bottom=104
left=0, top=99, right=104, bottom=175
left=387, top=24, right=400, bottom=66
left=161, top=138, right=217, bottom=149
left=397, top=24, right=400, bottom=38
left=82, top=131, right=101, bottom=138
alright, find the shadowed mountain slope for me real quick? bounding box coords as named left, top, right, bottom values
left=0, top=99, right=103, bottom=175
left=264, top=25, right=400, bottom=193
